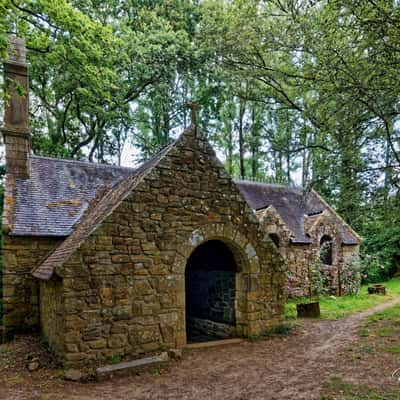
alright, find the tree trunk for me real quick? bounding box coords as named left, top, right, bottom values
left=238, top=99, right=246, bottom=179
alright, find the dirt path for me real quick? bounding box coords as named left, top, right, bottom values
left=2, top=299, right=399, bottom=400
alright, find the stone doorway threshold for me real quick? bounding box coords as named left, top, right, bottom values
left=185, top=338, right=243, bottom=349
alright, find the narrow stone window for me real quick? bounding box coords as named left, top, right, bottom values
left=320, top=235, right=333, bottom=265
left=269, top=233, right=280, bottom=248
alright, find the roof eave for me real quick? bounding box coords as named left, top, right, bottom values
left=32, top=269, right=53, bottom=280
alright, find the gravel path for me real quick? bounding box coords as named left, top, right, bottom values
left=1, top=298, right=399, bottom=400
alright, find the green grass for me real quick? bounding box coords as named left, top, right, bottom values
left=286, top=277, right=400, bottom=320
left=321, top=377, right=400, bottom=399
left=382, top=345, right=400, bottom=354
left=321, top=302, right=400, bottom=399
left=366, top=301, right=400, bottom=324
left=361, top=302, right=400, bottom=343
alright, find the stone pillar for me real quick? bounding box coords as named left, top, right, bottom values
left=2, top=35, right=30, bottom=180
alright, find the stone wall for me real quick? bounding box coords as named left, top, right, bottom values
left=40, top=279, right=64, bottom=358
left=51, top=128, right=285, bottom=367
left=286, top=244, right=314, bottom=297
left=343, top=245, right=360, bottom=264
left=308, top=212, right=345, bottom=295
left=2, top=235, right=61, bottom=339
left=256, top=208, right=359, bottom=297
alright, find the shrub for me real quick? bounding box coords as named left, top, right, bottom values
left=361, top=213, right=400, bottom=283
left=360, top=254, right=391, bottom=284
left=0, top=185, right=3, bottom=321
left=342, top=257, right=361, bottom=295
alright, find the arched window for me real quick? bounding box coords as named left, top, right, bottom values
left=320, top=235, right=333, bottom=265
left=269, top=233, right=280, bottom=248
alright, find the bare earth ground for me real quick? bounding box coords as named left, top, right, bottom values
left=1, top=299, right=400, bottom=400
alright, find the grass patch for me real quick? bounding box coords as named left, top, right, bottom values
left=364, top=303, right=400, bottom=331
left=382, top=345, right=400, bottom=354
left=321, top=377, right=400, bottom=399
left=322, top=303, right=400, bottom=399
left=286, top=277, right=400, bottom=320
left=359, top=303, right=400, bottom=350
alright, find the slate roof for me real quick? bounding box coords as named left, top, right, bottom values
left=235, top=181, right=359, bottom=245
left=8, top=124, right=359, bottom=279
left=32, top=142, right=175, bottom=280
left=10, top=154, right=359, bottom=246
left=10, top=155, right=136, bottom=237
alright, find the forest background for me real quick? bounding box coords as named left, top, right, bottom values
left=0, top=1, right=399, bottom=315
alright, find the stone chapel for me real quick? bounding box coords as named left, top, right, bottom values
left=2, top=37, right=360, bottom=368
left=2, top=37, right=286, bottom=367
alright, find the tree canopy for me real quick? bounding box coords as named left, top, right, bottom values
left=1, top=0, right=400, bottom=280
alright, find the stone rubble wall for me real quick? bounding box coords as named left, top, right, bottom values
left=256, top=208, right=359, bottom=297
left=2, top=235, right=61, bottom=339
left=51, top=128, right=285, bottom=367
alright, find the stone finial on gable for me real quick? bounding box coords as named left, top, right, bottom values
left=186, top=102, right=201, bottom=136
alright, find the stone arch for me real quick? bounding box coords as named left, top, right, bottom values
left=175, top=223, right=259, bottom=274
left=174, top=223, right=260, bottom=345
left=308, top=213, right=343, bottom=267
left=308, top=214, right=346, bottom=295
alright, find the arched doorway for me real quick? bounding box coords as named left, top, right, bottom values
left=185, top=240, right=238, bottom=343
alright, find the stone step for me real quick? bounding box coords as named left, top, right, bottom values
left=96, top=352, right=169, bottom=379
left=185, top=338, right=243, bottom=349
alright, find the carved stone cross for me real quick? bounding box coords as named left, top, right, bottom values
left=186, top=102, right=201, bottom=127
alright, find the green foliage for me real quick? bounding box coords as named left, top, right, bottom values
left=342, top=257, right=361, bottom=295
left=322, top=377, right=400, bottom=400
left=361, top=254, right=391, bottom=284
left=0, top=0, right=399, bottom=306
left=0, top=183, right=3, bottom=320
left=286, top=278, right=400, bottom=320
left=1, top=0, right=194, bottom=162
left=308, top=251, right=329, bottom=300
left=361, top=224, right=400, bottom=283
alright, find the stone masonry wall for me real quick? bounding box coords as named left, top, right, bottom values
left=53, top=128, right=286, bottom=367
left=2, top=235, right=61, bottom=339
left=40, top=279, right=64, bottom=358
left=286, top=244, right=314, bottom=297
left=256, top=208, right=359, bottom=297
left=343, top=245, right=360, bottom=264
left=308, top=212, right=345, bottom=295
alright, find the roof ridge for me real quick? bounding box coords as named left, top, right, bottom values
left=31, top=155, right=137, bottom=172
left=233, top=179, right=303, bottom=190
